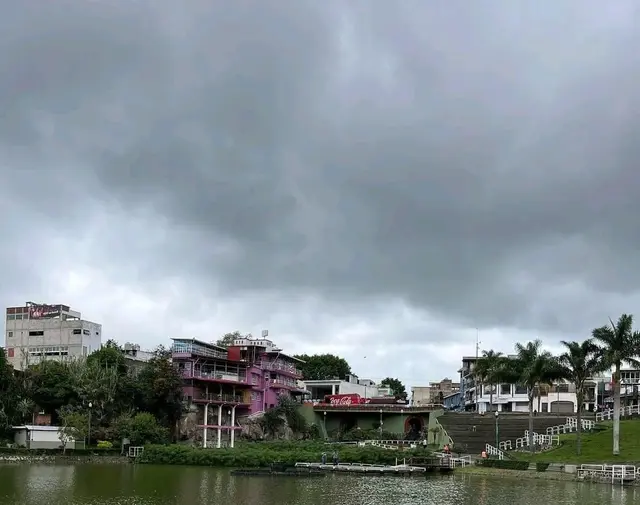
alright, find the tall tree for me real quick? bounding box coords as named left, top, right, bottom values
left=215, top=331, right=247, bottom=348
left=25, top=360, right=77, bottom=419
left=592, top=314, right=640, bottom=456
left=380, top=377, right=407, bottom=399
left=505, top=340, right=563, bottom=452
left=0, top=348, right=19, bottom=436
left=293, top=354, right=351, bottom=381
left=136, top=346, right=183, bottom=440
left=475, top=350, right=504, bottom=412
left=557, top=339, right=602, bottom=455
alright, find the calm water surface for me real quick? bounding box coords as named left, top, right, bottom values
left=0, top=464, right=637, bottom=505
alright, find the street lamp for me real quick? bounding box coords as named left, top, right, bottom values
left=323, top=411, right=327, bottom=438
left=379, top=409, right=383, bottom=439
left=88, top=402, right=92, bottom=449
left=494, top=411, right=499, bottom=449
left=400, top=409, right=404, bottom=436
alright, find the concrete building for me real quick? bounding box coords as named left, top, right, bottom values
left=411, top=379, right=460, bottom=406
left=12, top=425, right=82, bottom=450
left=172, top=334, right=306, bottom=448
left=4, top=302, right=102, bottom=370
left=302, top=375, right=381, bottom=401
left=459, top=355, right=598, bottom=414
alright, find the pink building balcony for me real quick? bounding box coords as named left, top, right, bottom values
left=182, top=368, right=248, bottom=385
left=192, top=393, right=250, bottom=405
left=260, top=360, right=303, bottom=378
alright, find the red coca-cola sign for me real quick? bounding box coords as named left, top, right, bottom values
left=326, top=394, right=362, bottom=405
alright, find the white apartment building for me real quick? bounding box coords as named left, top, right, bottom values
left=302, top=374, right=381, bottom=401
left=4, top=302, right=102, bottom=370
left=460, top=356, right=599, bottom=414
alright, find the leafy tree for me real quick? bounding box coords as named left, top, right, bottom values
left=592, top=314, right=640, bottom=456
left=293, top=354, right=351, bottom=381
left=380, top=377, right=407, bottom=399
left=259, top=396, right=308, bottom=439
left=87, top=340, right=127, bottom=375
left=557, top=339, right=603, bottom=455
left=503, top=340, right=563, bottom=452
left=113, top=412, right=168, bottom=445
left=474, top=350, right=504, bottom=412
left=215, top=331, right=246, bottom=348
left=136, top=347, right=183, bottom=440
left=57, top=407, right=88, bottom=454
left=25, top=360, right=77, bottom=419
left=0, top=348, right=20, bottom=437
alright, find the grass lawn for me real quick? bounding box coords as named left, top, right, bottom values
left=513, top=420, right=640, bottom=464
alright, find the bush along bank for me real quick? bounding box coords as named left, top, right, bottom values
left=138, top=443, right=424, bottom=467
left=479, top=459, right=529, bottom=471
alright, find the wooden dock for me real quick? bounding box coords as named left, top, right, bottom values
left=294, top=460, right=454, bottom=475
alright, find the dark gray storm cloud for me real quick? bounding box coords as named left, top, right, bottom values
left=2, top=1, right=640, bottom=339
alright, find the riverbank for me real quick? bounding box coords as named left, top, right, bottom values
left=457, top=465, right=576, bottom=482
left=138, top=442, right=424, bottom=467
left=0, top=454, right=129, bottom=464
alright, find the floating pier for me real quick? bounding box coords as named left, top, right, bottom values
left=294, top=459, right=454, bottom=476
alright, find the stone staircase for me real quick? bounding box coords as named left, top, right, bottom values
left=437, top=412, right=594, bottom=455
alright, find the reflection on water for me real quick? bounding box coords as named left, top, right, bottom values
left=0, top=464, right=638, bottom=505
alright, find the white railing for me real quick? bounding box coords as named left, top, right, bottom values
left=485, top=443, right=504, bottom=460
left=546, top=417, right=595, bottom=435
left=577, top=464, right=639, bottom=483
left=596, top=404, right=640, bottom=422
left=499, top=440, right=512, bottom=450
left=515, top=431, right=559, bottom=449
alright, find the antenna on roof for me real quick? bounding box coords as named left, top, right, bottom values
left=261, top=329, right=268, bottom=338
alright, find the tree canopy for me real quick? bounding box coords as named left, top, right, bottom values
left=293, top=354, right=351, bottom=381
left=0, top=342, right=183, bottom=444
left=215, top=331, right=249, bottom=348
left=379, top=377, right=407, bottom=398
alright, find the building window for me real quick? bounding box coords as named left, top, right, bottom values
left=500, top=384, right=511, bottom=395
left=6, top=314, right=15, bottom=320
left=515, top=385, right=527, bottom=395
left=556, top=383, right=569, bottom=393
left=28, top=331, right=44, bottom=336
left=541, top=403, right=548, bottom=412
left=82, top=329, right=90, bottom=335
left=72, top=329, right=81, bottom=335
left=7, top=331, right=13, bottom=338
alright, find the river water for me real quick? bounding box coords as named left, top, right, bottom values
left=0, top=464, right=637, bottom=505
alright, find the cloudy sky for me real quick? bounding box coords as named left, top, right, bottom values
left=1, top=1, right=639, bottom=389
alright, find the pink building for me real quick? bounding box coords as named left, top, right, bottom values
left=171, top=336, right=306, bottom=448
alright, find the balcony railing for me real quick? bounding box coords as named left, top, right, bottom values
left=172, top=343, right=228, bottom=360
left=261, top=361, right=303, bottom=376
left=269, top=377, right=300, bottom=388
left=183, top=369, right=247, bottom=383
left=196, top=393, right=247, bottom=404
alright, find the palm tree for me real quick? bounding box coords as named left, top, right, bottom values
left=506, top=340, right=563, bottom=452
left=476, top=350, right=504, bottom=412
left=557, top=339, right=602, bottom=455
left=592, top=314, right=640, bottom=456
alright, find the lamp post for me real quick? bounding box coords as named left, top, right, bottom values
left=87, top=402, right=92, bottom=449
left=400, top=408, right=404, bottom=437
left=323, top=411, right=327, bottom=439
left=379, top=409, right=383, bottom=439
left=494, top=411, right=499, bottom=449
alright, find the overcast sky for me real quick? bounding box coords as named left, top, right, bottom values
left=1, top=1, right=639, bottom=389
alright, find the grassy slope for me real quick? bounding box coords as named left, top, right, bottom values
left=514, top=420, right=640, bottom=463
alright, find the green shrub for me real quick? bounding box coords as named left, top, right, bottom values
left=97, top=441, right=113, bottom=449
left=536, top=462, right=550, bottom=472
left=480, top=459, right=529, bottom=471
left=138, top=443, right=423, bottom=467
left=0, top=447, right=121, bottom=455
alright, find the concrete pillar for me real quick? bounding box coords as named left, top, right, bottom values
left=216, top=405, right=222, bottom=448
left=230, top=406, right=236, bottom=448
left=203, top=404, right=208, bottom=448
left=331, top=384, right=336, bottom=395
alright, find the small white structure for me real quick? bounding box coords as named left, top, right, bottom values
left=12, top=425, right=82, bottom=450
left=301, top=374, right=381, bottom=400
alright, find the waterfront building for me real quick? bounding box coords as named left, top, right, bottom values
left=411, top=378, right=460, bottom=406
left=4, top=302, right=102, bottom=370
left=171, top=335, right=305, bottom=448
left=459, top=355, right=598, bottom=413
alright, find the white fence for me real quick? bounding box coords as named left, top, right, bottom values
left=515, top=431, right=559, bottom=449
left=484, top=443, right=504, bottom=460
left=596, top=404, right=640, bottom=422
left=577, top=464, right=638, bottom=483
left=546, top=417, right=595, bottom=435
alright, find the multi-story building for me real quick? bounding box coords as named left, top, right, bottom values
left=411, top=379, right=460, bottom=406
left=301, top=374, right=381, bottom=401
left=171, top=335, right=305, bottom=448
left=459, top=355, right=598, bottom=414
left=4, top=302, right=102, bottom=370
